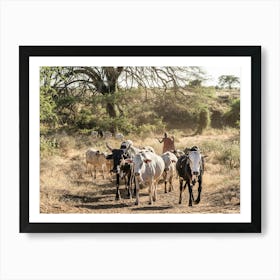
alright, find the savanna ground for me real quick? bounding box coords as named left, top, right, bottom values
left=40, top=128, right=240, bottom=214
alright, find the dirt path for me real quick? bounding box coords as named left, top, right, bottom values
left=40, top=168, right=240, bottom=214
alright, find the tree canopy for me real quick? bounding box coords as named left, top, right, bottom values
left=40, top=66, right=207, bottom=131
left=218, top=75, right=240, bottom=89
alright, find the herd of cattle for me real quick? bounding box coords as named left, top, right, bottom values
left=85, top=140, right=205, bottom=207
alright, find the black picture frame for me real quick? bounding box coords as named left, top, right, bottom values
left=19, top=46, right=261, bottom=233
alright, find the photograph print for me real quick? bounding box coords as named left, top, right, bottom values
left=20, top=46, right=261, bottom=232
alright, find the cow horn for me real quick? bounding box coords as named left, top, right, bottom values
left=106, top=142, right=113, bottom=151
left=125, top=143, right=132, bottom=152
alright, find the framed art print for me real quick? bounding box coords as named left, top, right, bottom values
left=19, top=46, right=261, bottom=233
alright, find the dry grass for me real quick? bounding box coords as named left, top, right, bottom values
left=40, top=129, right=240, bottom=214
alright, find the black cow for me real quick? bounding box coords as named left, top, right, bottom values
left=106, top=148, right=132, bottom=200
left=176, top=146, right=205, bottom=206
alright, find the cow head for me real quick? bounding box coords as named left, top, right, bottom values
left=133, top=152, right=151, bottom=177
left=187, top=150, right=202, bottom=183
left=106, top=149, right=126, bottom=173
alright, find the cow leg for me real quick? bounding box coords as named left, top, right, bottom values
left=195, top=178, right=202, bottom=204
left=135, top=177, right=140, bottom=205
left=163, top=171, right=168, bottom=193
left=102, top=164, right=105, bottom=179
left=169, top=175, right=173, bottom=192
left=133, top=176, right=136, bottom=195
left=153, top=182, right=157, bottom=202
left=109, top=171, right=113, bottom=182
left=127, top=172, right=132, bottom=199
left=124, top=176, right=127, bottom=190
left=164, top=181, right=168, bottom=193
left=149, top=183, right=153, bottom=205
left=191, top=184, right=195, bottom=202
left=94, top=167, right=97, bottom=180
left=115, top=173, right=121, bottom=200
left=87, top=164, right=93, bottom=177
left=188, top=182, right=193, bottom=207
left=179, top=179, right=184, bottom=204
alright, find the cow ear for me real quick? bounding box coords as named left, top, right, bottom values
left=125, top=159, right=133, bottom=163
left=144, top=159, right=152, bottom=163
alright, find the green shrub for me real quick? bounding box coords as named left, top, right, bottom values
left=40, top=92, right=58, bottom=126
left=201, top=139, right=240, bottom=169
left=217, top=142, right=240, bottom=168
left=40, top=136, right=59, bottom=157
left=76, top=108, right=97, bottom=129
left=211, top=109, right=224, bottom=128
left=196, top=107, right=210, bottom=134
left=224, top=99, right=240, bottom=127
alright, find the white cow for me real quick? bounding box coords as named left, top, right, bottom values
left=161, top=151, right=178, bottom=193
left=115, top=133, right=124, bottom=140
left=132, top=150, right=165, bottom=205
left=85, top=149, right=108, bottom=180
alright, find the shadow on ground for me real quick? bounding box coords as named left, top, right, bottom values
left=76, top=203, right=130, bottom=210
left=132, top=206, right=173, bottom=211
left=59, top=194, right=102, bottom=203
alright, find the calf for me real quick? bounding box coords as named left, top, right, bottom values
left=85, top=149, right=107, bottom=180
left=161, top=151, right=178, bottom=193
left=176, top=147, right=205, bottom=206
left=133, top=151, right=165, bottom=205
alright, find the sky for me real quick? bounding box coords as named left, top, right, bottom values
left=202, top=66, right=241, bottom=86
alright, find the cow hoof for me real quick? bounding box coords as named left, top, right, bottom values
left=149, top=201, right=153, bottom=205
left=195, top=200, right=200, bottom=204
left=135, top=202, right=139, bottom=206
left=179, top=201, right=182, bottom=204
left=115, top=196, right=121, bottom=201
left=189, top=204, right=192, bottom=207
